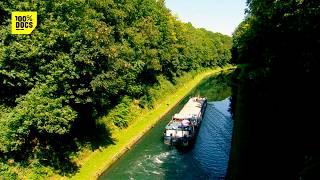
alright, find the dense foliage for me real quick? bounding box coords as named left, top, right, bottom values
left=229, top=0, right=320, bottom=179
left=0, top=0, right=231, bottom=177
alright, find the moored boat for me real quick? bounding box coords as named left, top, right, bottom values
left=163, top=96, right=207, bottom=146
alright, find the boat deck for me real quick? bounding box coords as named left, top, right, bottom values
left=174, top=97, right=206, bottom=120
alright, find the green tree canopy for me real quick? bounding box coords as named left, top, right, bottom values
left=0, top=0, right=232, bottom=177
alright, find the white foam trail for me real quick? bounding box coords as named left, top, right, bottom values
left=151, top=171, right=161, bottom=175
left=153, top=157, right=163, bottom=164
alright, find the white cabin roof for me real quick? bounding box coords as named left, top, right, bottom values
left=174, top=97, right=205, bottom=119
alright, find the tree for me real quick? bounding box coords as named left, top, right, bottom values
left=0, top=0, right=232, bottom=176
left=229, top=0, right=320, bottom=179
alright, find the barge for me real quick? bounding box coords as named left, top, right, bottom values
left=164, top=96, right=207, bottom=146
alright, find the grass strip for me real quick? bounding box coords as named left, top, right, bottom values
left=71, top=66, right=234, bottom=180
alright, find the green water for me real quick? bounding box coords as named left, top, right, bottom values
left=100, top=72, right=233, bottom=179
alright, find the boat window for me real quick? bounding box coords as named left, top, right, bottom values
left=176, top=131, right=183, bottom=137
left=165, top=130, right=176, bottom=136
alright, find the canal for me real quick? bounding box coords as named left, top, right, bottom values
left=100, top=72, right=233, bottom=179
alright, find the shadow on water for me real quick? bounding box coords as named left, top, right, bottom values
left=100, top=71, right=234, bottom=180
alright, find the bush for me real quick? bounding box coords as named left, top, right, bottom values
left=102, top=96, right=140, bottom=128
left=0, top=162, right=17, bottom=179
left=0, top=84, right=77, bottom=153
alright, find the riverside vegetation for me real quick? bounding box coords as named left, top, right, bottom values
left=0, top=0, right=232, bottom=178
left=228, top=0, right=320, bottom=179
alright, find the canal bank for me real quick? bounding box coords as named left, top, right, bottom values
left=71, top=66, right=234, bottom=180
left=100, top=72, right=233, bottom=179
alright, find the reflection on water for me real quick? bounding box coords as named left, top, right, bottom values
left=193, top=99, right=233, bottom=178
left=100, top=72, right=233, bottom=180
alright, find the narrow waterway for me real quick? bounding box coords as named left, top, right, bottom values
left=100, top=72, right=233, bottom=180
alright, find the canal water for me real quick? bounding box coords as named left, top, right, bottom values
left=100, top=72, right=233, bottom=180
